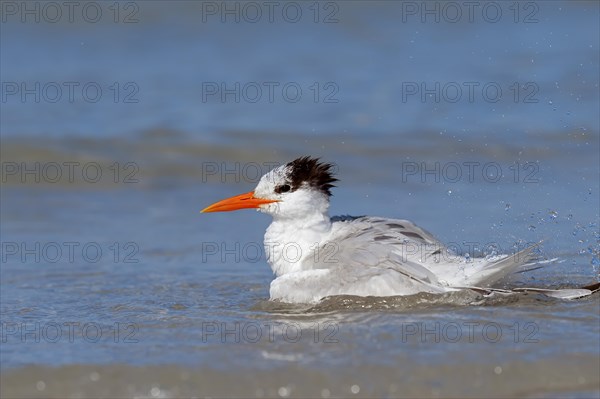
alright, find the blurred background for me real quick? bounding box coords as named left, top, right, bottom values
left=1, top=1, right=599, bottom=398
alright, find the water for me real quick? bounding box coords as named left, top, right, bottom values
left=1, top=1, right=599, bottom=398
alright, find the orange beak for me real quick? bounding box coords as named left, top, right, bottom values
left=201, top=191, right=278, bottom=213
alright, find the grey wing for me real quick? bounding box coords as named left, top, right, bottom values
left=332, top=215, right=442, bottom=245
left=312, top=216, right=452, bottom=291
left=336, top=216, right=448, bottom=257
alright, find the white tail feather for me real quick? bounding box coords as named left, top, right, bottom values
left=462, top=243, right=541, bottom=287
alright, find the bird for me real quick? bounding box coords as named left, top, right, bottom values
left=201, top=156, right=542, bottom=304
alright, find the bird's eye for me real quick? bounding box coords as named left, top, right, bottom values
left=275, top=184, right=291, bottom=194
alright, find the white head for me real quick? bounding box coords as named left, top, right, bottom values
left=201, top=156, right=337, bottom=220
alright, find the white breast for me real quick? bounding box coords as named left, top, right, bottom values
left=264, top=214, right=332, bottom=276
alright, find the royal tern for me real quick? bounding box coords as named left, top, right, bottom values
left=202, top=156, right=542, bottom=303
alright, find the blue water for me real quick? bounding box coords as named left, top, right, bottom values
left=1, top=1, right=598, bottom=138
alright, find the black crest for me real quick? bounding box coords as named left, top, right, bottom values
left=286, top=156, right=338, bottom=196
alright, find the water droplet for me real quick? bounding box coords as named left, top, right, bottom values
left=549, top=210, right=558, bottom=219
left=505, top=203, right=511, bottom=211
left=351, top=385, right=360, bottom=394
left=494, top=366, right=503, bottom=375
left=528, top=225, right=536, bottom=231
left=278, top=386, right=290, bottom=398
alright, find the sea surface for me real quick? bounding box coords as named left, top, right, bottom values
left=1, top=1, right=599, bottom=398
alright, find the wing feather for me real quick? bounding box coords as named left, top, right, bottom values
left=308, top=216, right=452, bottom=293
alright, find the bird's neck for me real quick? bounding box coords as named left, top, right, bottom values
left=264, top=211, right=332, bottom=276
